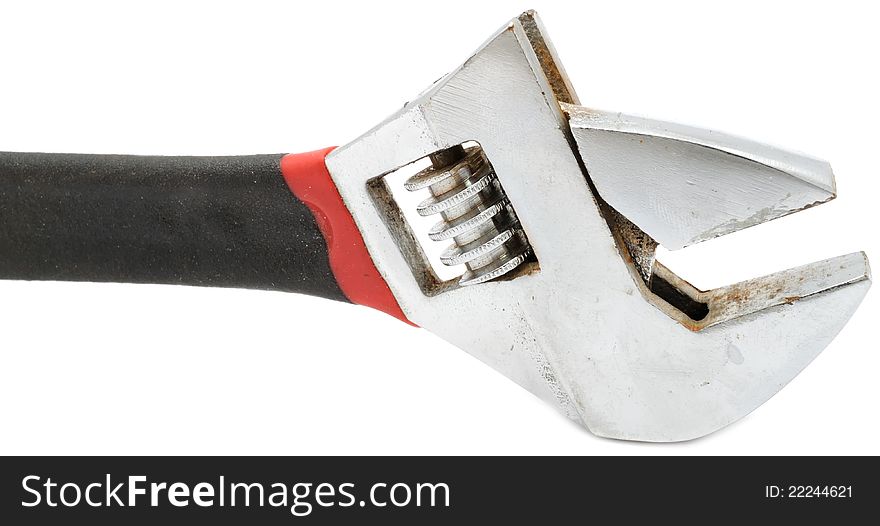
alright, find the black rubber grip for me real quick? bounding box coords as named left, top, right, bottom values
left=0, top=152, right=348, bottom=302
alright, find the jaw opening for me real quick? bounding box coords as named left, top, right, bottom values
left=597, top=192, right=870, bottom=331
left=560, top=101, right=869, bottom=331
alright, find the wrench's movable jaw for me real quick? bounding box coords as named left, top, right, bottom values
left=326, top=11, right=871, bottom=441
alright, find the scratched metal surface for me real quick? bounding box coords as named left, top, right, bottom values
left=326, top=12, right=871, bottom=441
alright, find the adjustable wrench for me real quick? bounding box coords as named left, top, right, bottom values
left=0, top=11, right=870, bottom=441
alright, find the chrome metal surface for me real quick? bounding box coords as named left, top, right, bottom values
left=325, top=11, right=871, bottom=441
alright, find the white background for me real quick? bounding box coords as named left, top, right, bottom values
left=1, top=0, right=877, bottom=455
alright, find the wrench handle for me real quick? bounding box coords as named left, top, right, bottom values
left=0, top=149, right=408, bottom=322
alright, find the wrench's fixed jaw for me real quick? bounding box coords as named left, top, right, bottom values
left=326, top=10, right=871, bottom=441
left=560, top=101, right=871, bottom=440
left=650, top=253, right=871, bottom=331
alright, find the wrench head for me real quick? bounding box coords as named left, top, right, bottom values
left=325, top=11, right=871, bottom=441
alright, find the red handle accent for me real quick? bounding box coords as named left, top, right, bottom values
left=280, top=148, right=413, bottom=325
